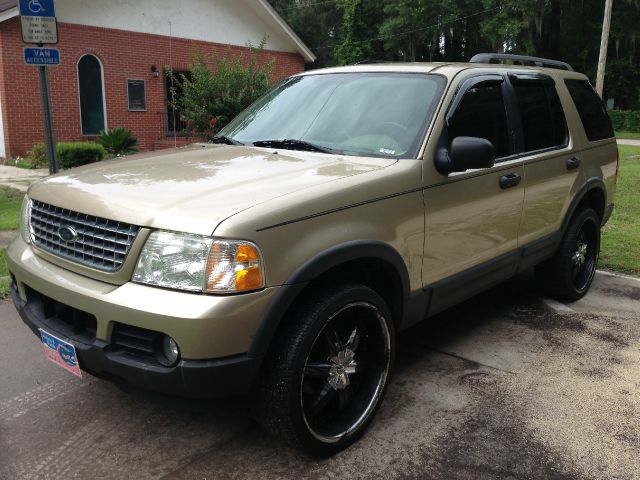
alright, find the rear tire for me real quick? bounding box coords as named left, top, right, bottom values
left=255, top=283, right=395, bottom=457
left=535, top=208, right=600, bottom=301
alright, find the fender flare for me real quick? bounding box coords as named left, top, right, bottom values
left=561, top=177, right=607, bottom=232
left=247, top=240, right=411, bottom=358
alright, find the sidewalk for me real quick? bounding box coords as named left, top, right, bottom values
left=617, top=139, right=640, bottom=146
left=0, top=165, right=48, bottom=192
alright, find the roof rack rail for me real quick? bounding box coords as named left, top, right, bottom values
left=469, top=53, right=573, bottom=71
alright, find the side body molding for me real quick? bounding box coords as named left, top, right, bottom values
left=247, top=240, right=412, bottom=358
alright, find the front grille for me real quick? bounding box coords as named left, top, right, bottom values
left=30, top=200, right=141, bottom=272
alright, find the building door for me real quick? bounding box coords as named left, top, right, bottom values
left=78, top=54, right=106, bottom=135
left=165, top=70, right=191, bottom=135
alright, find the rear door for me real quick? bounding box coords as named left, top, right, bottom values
left=509, top=73, right=579, bottom=253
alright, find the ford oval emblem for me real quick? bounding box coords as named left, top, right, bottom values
left=58, top=226, right=77, bottom=243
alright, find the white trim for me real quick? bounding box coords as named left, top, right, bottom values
left=76, top=53, right=107, bottom=135
left=0, top=87, right=5, bottom=158
left=250, top=0, right=316, bottom=62
left=0, top=7, right=18, bottom=23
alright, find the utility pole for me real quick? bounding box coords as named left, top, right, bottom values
left=596, top=0, right=613, bottom=98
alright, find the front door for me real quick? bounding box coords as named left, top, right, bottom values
left=165, top=70, right=191, bottom=135
left=422, top=75, right=525, bottom=313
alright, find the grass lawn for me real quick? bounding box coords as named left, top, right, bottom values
left=616, top=131, right=640, bottom=141
left=0, top=186, right=24, bottom=230
left=0, top=249, right=9, bottom=299
left=0, top=186, right=24, bottom=298
left=599, top=145, right=640, bottom=274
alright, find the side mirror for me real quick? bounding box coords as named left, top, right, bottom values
left=435, top=136, right=495, bottom=174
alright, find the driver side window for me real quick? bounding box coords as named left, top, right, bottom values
left=448, top=83, right=510, bottom=159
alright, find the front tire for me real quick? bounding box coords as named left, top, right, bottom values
left=536, top=208, right=601, bottom=301
left=256, top=283, right=394, bottom=456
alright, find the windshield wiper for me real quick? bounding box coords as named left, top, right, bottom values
left=211, top=135, right=244, bottom=146
left=252, top=139, right=335, bottom=154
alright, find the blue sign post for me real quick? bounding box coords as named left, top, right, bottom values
left=20, top=0, right=59, bottom=173
left=24, top=47, right=60, bottom=66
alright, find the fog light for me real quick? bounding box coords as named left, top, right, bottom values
left=158, top=335, right=180, bottom=366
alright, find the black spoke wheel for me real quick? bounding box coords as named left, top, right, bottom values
left=301, top=302, right=390, bottom=443
left=536, top=208, right=600, bottom=301
left=255, top=283, right=394, bottom=456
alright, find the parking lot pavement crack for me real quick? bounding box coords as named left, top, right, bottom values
left=424, top=346, right=517, bottom=375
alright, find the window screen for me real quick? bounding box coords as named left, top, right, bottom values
left=127, top=80, right=146, bottom=111
left=513, top=82, right=567, bottom=152
left=564, top=79, right=614, bottom=142
left=448, top=83, right=510, bottom=158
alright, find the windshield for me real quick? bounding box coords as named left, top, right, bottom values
left=218, top=73, right=445, bottom=159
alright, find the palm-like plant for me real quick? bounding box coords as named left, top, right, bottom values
left=97, top=127, right=139, bottom=156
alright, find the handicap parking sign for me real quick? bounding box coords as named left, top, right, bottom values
left=20, top=0, right=58, bottom=44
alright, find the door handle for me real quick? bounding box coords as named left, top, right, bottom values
left=499, top=173, right=522, bottom=189
left=566, top=157, right=581, bottom=170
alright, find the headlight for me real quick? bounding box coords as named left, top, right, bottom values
left=20, top=196, right=32, bottom=244
left=132, top=231, right=264, bottom=294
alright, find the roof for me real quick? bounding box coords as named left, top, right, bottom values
left=0, top=0, right=15, bottom=11
left=0, top=0, right=316, bottom=62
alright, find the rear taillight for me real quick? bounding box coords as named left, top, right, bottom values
left=615, top=148, right=620, bottom=184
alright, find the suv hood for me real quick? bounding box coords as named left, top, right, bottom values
left=28, top=144, right=397, bottom=235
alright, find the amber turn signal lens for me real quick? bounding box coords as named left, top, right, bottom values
left=205, top=240, right=264, bottom=293
left=236, top=244, right=260, bottom=262
left=235, top=266, right=263, bottom=292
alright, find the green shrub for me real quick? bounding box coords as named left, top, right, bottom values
left=27, top=142, right=48, bottom=168
left=608, top=110, right=640, bottom=132
left=168, top=37, right=274, bottom=138
left=56, top=142, right=106, bottom=169
left=97, top=127, right=139, bottom=155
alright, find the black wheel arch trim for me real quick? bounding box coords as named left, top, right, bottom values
left=247, top=240, right=411, bottom=358
left=561, top=177, right=607, bottom=231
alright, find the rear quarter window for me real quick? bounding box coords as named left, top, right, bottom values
left=564, top=79, right=614, bottom=142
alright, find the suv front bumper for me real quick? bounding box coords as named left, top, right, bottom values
left=6, top=238, right=278, bottom=398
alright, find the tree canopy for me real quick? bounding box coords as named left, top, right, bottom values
left=269, top=0, right=640, bottom=109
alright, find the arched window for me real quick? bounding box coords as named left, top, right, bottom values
left=77, top=54, right=106, bottom=135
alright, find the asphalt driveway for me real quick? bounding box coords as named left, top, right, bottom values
left=0, top=270, right=638, bottom=479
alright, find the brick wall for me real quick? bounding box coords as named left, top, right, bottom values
left=0, top=18, right=305, bottom=158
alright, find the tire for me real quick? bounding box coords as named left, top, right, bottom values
left=535, top=208, right=601, bottom=301
left=255, top=283, right=395, bottom=457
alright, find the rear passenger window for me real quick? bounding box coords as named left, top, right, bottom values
left=448, top=83, right=510, bottom=159
left=513, top=82, right=567, bottom=152
left=565, top=79, right=614, bottom=141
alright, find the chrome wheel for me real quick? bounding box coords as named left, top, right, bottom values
left=300, top=302, right=391, bottom=444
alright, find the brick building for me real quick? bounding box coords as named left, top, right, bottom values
left=0, top=0, right=315, bottom=158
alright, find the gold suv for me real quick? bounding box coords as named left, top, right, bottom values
left=7, top=54, right=617, bottom=456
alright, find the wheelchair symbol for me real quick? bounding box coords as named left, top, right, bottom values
left=28, top=0, right=45, bottom=14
